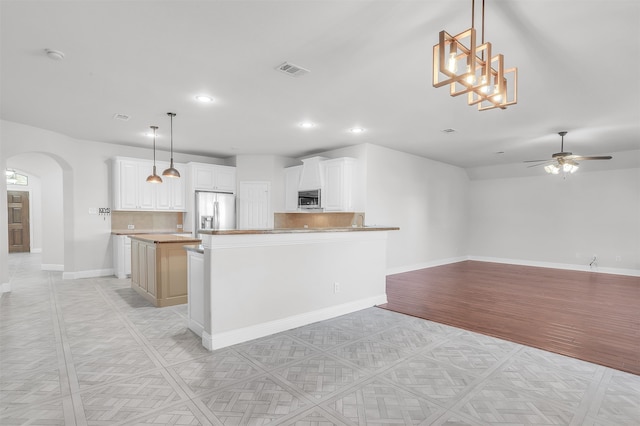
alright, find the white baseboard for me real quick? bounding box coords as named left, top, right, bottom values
left=386, top=256, right=639, bottom=278
left=41, top=264, right=64, bottom=272
left=202, top=294, right=388, bottom=351
left=468, top=256, right=640, bottom=277
left=0, top=282, right=11, bottom=294
left=188, top=319, right=204, bottom=338
left=386, top=256, right=468, bottom=276
left=30, top=248, right=42, bottom=253
left=62, top=268, right=115, bottom=280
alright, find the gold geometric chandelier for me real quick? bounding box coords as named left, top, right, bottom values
left=433, top=0, right=517, bottom=111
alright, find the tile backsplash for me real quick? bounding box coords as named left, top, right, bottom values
left=111, top=211, right=184, bottom=233
left=274, top=212, right=365, bottom=229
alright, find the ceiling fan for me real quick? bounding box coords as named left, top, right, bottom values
left=524, top=131, right=613, bottom=174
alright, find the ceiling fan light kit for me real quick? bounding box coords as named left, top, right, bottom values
left=432, top=0, right=517, bottom=110
left=525, top=131, right=613, bottom=176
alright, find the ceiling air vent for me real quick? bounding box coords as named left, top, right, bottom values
left=276, top=62, right=310, bottom=77
left=113, top=113, right=131, bottom=121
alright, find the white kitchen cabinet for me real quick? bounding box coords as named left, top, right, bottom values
left=113, top=158, right=155, bottom=210
left=113, top=235, right=132, bottom=279
left=321, top=158, right=356, bottom=212
left=186, top=249, right=205, bottom=337
left=113, top=157, right=185, bottom=211
left=284, top=165, right=302, bottom=211
left=155, top=163, right=186, bottom=211
left=189, top=162, right=236, bottom=193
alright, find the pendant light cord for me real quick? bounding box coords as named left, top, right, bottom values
left=151, top=125, right=158, bottom=166
left=471, top=0, right=475, bottom=29
left=482, top=0, right=485, bottom=47
left=170, top=113, right=174, bottom=161
left=471, top=0, right=486, bottom=60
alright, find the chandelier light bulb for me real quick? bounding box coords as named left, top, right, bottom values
left=447, top=52, right=457, bottom=73
left=492, top=86, right=503, bottom=102
left=465, top=65, right=476, bottom=84
left=479, top=75, right=489, bottom=94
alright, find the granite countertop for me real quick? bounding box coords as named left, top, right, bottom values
left=128, top=234, right=202, bottom=244
left=112, top=230, right=191, bottom=236
left=199, top=226, right=399, bottom=235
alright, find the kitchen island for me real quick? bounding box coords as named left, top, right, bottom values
left=129, top=234, right=201, bottom=307
left=192, top=226, right=398, bottom=350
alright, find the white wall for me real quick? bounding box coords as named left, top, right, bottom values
left=468, top=168, right=640, bottom=273
left=363, top=144, right=470, bottom=273
left=1, top=120, right=227, bottom=278
left=312, top=143, right=470, bottom=273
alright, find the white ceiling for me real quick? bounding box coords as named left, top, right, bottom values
left=1, top=0, right=639, bottom=169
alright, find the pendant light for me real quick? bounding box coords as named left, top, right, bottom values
left=146, top=126, right=162, bottom=183
left=162, top=112, right=181, bottom=178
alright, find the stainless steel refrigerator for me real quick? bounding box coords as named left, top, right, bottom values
left=195, top=191, right=236, bottom=237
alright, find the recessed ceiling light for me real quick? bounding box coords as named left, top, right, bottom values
left=45, top=48, right=65, bottom=61
left=441, top=128, right=456, bottom=133
left=113, top=113, right=130, bottom=121
left=195, top=95, right=214, bottom=103
left=299, top=122, right=316, bottom=129
left=349, top=127, right=365, bottom=134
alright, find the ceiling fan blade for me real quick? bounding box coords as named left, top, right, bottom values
left=571, top=156, right=613, bottom=161
left=523, top=159, right=549, bottom=163
left=527, top=162, right=552, bottom=168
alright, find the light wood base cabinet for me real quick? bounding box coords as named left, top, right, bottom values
left=130, top=238, right=191, bottom=307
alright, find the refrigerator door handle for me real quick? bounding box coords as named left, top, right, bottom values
left=214, top=200, right=219, bottom=229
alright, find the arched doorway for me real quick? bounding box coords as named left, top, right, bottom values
left=4, top=153, right=67, bottom=273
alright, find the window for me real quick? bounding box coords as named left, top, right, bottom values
left=6, top=170, right=28, bottom=186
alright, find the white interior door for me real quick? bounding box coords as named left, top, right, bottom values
left=238, top=181, right=271, bottom=230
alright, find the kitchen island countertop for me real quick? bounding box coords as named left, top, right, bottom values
left=199, top=226, right=399, bottom=235
left=128, top=234, right=201, bottom=244
left=112, top=230, right=191, bottom=236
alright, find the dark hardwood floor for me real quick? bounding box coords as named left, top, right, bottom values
left=379, top=261, right=640, bottom=375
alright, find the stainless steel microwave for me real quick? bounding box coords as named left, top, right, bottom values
left=298, top=189, right=321, bottom=209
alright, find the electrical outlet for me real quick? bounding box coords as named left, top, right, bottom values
left=127, top=224, right=135, bottom=230
left=334, top=282, right=340, bottom=293
left=616, top=255, right=621, bottom=261
left=176, top=224, right=183, bottom=229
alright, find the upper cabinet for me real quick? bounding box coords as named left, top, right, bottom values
left=188, top=162, right=236, bottom=193
left=284, top=157, right=357, bottom=212
left=321, top=158, right=356, bottom=212
left=155, top=162, right=186, bottom=211
left=284, top=165, right=302, bottom=211
left=113, top=157, right=186, bottom=211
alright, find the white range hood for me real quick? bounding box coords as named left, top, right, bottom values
left=298, top=156, right=327, bottom=190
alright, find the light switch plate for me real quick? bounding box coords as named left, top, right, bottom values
left=127, top=224, right=135, bottom=230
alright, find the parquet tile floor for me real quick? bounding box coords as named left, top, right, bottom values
left=1, top=253, right=639, bottom=425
